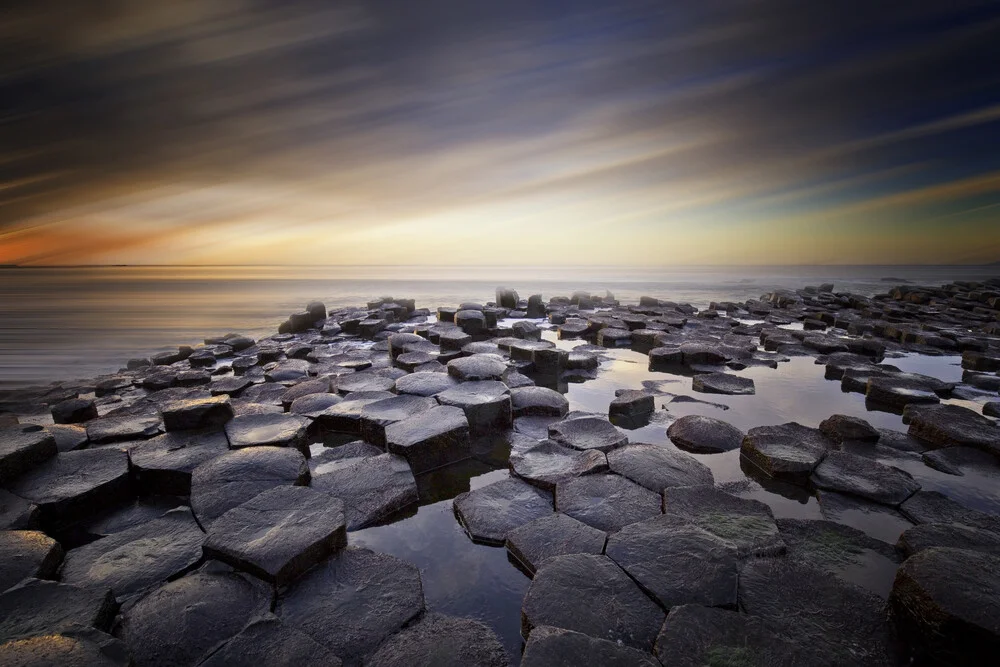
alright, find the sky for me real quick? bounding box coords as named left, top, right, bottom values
left=1, top=0, right=999, bottom=266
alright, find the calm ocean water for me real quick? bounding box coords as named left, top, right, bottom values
left=1, top=264, right=998, bottom=387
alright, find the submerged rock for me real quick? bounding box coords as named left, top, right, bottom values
left=366, top=612, right=508, bottom=667
left=890, top=547, right=1000, bottom=666
left=0, top=530, right=62, bottom=593
left=810, top=450, right=919, bottom=506
left=555, top=474, right=661, bottom=533
left=521, top=625, right=659, bottom=667
left=277, top=548, right=425, bottom=665
left=521, top=554, right=664, bottom=651
left=606, top=443, right=713, bottom=492
left=312, top=453, right=417, bottom=530
left=692, top=372, right=755, bottom=395
left=667, top=415, right=744, bottom=453
left=505, top=512, right=607, bottom=576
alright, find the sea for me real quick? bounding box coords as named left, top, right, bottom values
left=1, top=264, right=998, bottom=388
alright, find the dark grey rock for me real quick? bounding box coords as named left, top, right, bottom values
left=436, top=381, right=512, bottom=437
left=447, top=354, right=508, bottom=382
left=0, top=625, right=129, bottom=666
left=817, top=489, right=914, bottom=544
left=454, top=477, right=553, bottom=545
left=819, top=414, right=881, bottom=443
left=875, top=428, right=928, bottom=453
left=358, top=394, right=437, bottom=447
left=311, top=453, right=418, bottom=530
left=607, top=443, right=713, bottom=492
left=277, top=548, right=425, bottom=666
left=209, top=376, right=254, bottom=397
left=82, top=497, right=183, bottom=538
left=521, top=625, right=659, bottom=667
left=51, top=398, right=98, bottom=424
left=597, top=327, right=632, bottom=347
left=190, top=447, right=309, bottom=528
left=889, top=547, right=1000, bottom=666
left=455, top=309, right=486, bottom=335
left=510, top=386, right=569, bottom=418
left=394, top=371, right=459, bottom=396
left=204, top=485, right=346, bottom=585
left=811, top=450, right=919, bottom=506
left=385, top=405, right=470, bottom=473
left=279, top=378, right=332, bottom=409
left=160, top=395, right=234, bottom=432
left=555, top=474, right=661, bottom=533
left=308, top=441, right=382, bottom=476
left=899, top=490, right=1000, bottom=532
left=265, top=359, right=312, bottom=383
left=922, top=445, right=1000, bottom=476
left=662, top=485, right=784, bottom=557
left=0, top=578, right=115, bottom=644
left=506, top=512, right=606, bottom=576
left=289, top=391, right=342, bottom=417
left=906, top=403, right=1000, bottom=455
left=739, top=558, right=897, bottom=666
left=224, top=413, right=308, bottom=455
left=510, top=440, right=607, bottom=491
left=45, top=424, right=89, bottom=452
left=667, top=415, right=744, bottom=453
left=741, top=422, right=832, bottom=485
left=608, top=390, right=655, bottom=428
left=7, top=448, right=131, bottom=526
left=315, top=391, right=395, bottom=434
left=0, top=425, right=57, bottom=485
left=0, top=489, right=39, bottom=530
left=366, top=612, right=508, bottom=667
left=897, top=522, right=1000, bottom=557
left=548, top=416, right=627, bottom=453
left=126, top=430, right=228, bottom=495
left=0, top=530, right=62, bottom=593
left=61, top=507, right=203, bottom=603
left=86, top=414, right=162, bottom=444
left=866, top=376, right=940, bottom=409
left=692, top=372, right=755, bottom=395
left=122, top=565, right=271, bottom=667
left=239, top=382, right=286, bottom=405
left=521, top=554, right=664, bottom=651
left=985, top=402, right=1000, bottom=418
left=199, top=614, right=342, bottom=667
left=336, top=371, right=396, bottom=394
left=679, top=342, right=728, bottom=365
left=607, top=516, right=738, bottom=609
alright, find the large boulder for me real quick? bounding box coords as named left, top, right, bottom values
left=453, top=477, right=553, bottom=545
left=366, top=612, right=508, bottom=667
left=311, top=453, right=418, bottom=530
left=896, top=522, right=1000, bottom=557
left=385, top=405, right=470, bottom=473
left=86, top=414, right=162, bottom=444
left=667, top=415, right=744, bottom=453
left=555, top=474, right=661, bottom=533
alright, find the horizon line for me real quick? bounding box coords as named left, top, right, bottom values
left=4, top=262, right=1000, bottom=269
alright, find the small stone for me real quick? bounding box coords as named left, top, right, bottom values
left=0, top=426, right=57, bottom=485
left=0, top=530, right=62, bottom=593
left=209, top=376, right=254, bottom=397
left=311, top=453, right=418, bottom=530
left=811, top=450, right=919, bottom=506
left=51, top=398, right=98, bottom=424
left=819, top=414, right=881, bottom=443
left=204, top=485, right=346, bottom=585
left=667, top=415, right=744, bottom=453
left=692, top=372, right=755, bottom=395
left=454, top=477, right=553, bottom=545
left=455, top=309, right=486, bottom=335
left=555, top=474, right=661, bottom=533
left=607, top=443, right=713, bottom=492
left=366, top=612, right=508, bottom=667
left=385, top=405, right=470, bottom=473
left=522, top=554, right=664, bottom=651
left=224, top=413, right=308, bottom=455
left=199, top=614, right=341, bottom=667
left=741, top=422, right=832, bottom=485
left=277, top=548, right=425, bottom=665
left=866, top=376, right=940, bottom=409
left=522, top=625, right=660, bottom=667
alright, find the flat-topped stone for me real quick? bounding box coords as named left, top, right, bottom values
left=522, top=554, right=664, bottom=651
left=336, top=371, right=397, bottom=394
left=277, top=548, right=425, bottom=665
left=692, top=372, right=755, bottom=395
left=607, top=515, right=738, bottom=609
left=315, top=390, right=395, bottom=433
left=126, top=430, right=229, bottom=495
left=160, top=395, right=234, bottom=431
left=819, top=414, right=880, bottom=443
left=896, top=522, right=1000, bottom=557
left=506, top=512, right=606, bottom=576
left=0, top=530, right=62, bottom=593
left=0, top=578, right=115, bottom=644
left=741, top=422, right=832, bottom=485
left=436, top=381, right=512, bottom=437
left=358, top=394, right=437, bottom=447
left=224, top=413, right=308, bottom=455
left=662, top=485, right=784, bottom=557
left=555, top=474, right=661, bottom=533
left=61, top=507, right=204, bottom=603
left=606, top=443, right=713, bottom=492
left=510, top=386, right=569, bottom=418
left=906, top=404, right=1000, bottom=455
left=46, top=424, right=89, bottom=452
left=311, top=453, right=418, bottom=530
left=385, top=405, right=470, bottom=473
left=51, top=398, right=98, bottom=424
left=667, top=415, right=744, bottom=453
left=190, top=447, right=309, bottom=528
left=86, top=414, right=162, bottom=444
left=447, top=354, right=508, bottom=382
left=366, top=612, right=509, bottom=667
left=454, top=477, right=553, bottom=545
left=521, top=624, right=660, bottom=667
left=510, top=441, right=607, bottom=491
left=199, top=614, right=342, bottom=667
left=0, top=425, right=57, bottom=485
left=393, top=371, right=459, bottom=396
left=204, top=485, right=346, bottom=585
left=548, top=416, right=627, bottom=453
left=308, top=440, right=383, bottom=476
left=0, top=625, right=129, bottom=667
left=811, top=450, right=919, bottom=506
left=899, top=490, right=1000, bottom=532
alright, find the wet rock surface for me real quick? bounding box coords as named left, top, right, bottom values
left=0, top=625, right=130, bottom=667
left=199, top=614, right=342, bottom=667
left=436, top=381, right=512, bottom=436
left=312, top=453, right=417, bottom=530
left=0, top=578, right=115, bottom=644
left=667, top=414, right=744, bottom=453
left=454, top=477, right=553, bottom=545
left=810, top=450, right=920, bottom=506
left=692, top=372, right=755, bottom=395
left=366, top=612, right=509, bottom=667
left=509, top=440, right=607, bottom=491
left=505, top=512, right=607, bottom=575
left=385, top=404, right=470, bottom=473
left=663, top=485, right=784, bottom=557
left=547, top=416, right=627, bottom=452
left=521, top=625, right=660, bottom=667
left=126, top=430, right=229, bottom=495
left=741, top=422, right=832, bottom=484
left=555, top=474, right=661, bottom=532
left=0, top=426, right=57, bottom=485
left=0, top=530, right=62, bottom=593
left=160, top=395, right=234, bottom=431
left=606, top=443, right=713, bottom=492
left=224, top=412, right=308, bottom=454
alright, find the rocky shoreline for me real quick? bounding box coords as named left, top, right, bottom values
left=2, top=278, right=1000, bottom=666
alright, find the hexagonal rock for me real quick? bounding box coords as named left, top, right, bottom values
left=653, top=605, right=822, bottom=667
left=224, top=413, right=308, bottom=455
left=191, top=447, right=309, bottom=528
left=608, top=389, right=655, bottom=424
left=819, top=414, right=880, bottom=443
left=0, top=625, right=130, bottom=667
left=393, top=371, right=458, bottom=397
left=555, top=474, right=661, bottom=533
left=896, top=522, right=1000, bottom=558
left=0, top=426, right=57, bottom=485
left=46, top=424, right=88, bottom=452
left=667, top=415, right=744, bottom=453
left=199, top=614, right=341, bottom=667
left=739, top=558, right=897, bottom=666
left=277, top=548, right=425, bottom=665
left=905, top=404, right=1000, bottom=455
left=510, top=441, right=608, bottom=491
left=922, top=445, right=999, bottom=477
left=125, top=430, right=229, bottom=495
left=0, top=489, right=38, bottom=530
left=607, top=443, right=713, bottom=493
left=357, top=394, right=437, bottom=448
left=453, top=477, right=553, bottom=545
left=522, top=554, right=664, bottom=651
left=510, top=386, right=569, bottom=418
left=816, top=489, right=914, bottom=544
left=662, top=485, right=784, bottom=557
left=311, top=453, right=418, bottom=530
left=309, top=441, right=383, bottom=476
left=0, top=530, right=62, bottom=593
left=547, top=417, right=627, bottom=453
left=7, top=448, right=131, bottom=526
left=61, top=507, right=204, bottom=603
left=121, top=565, right=271, bottom=667
left=336, top=371, right=396, bottom=395
left=0, top=578, right=115, bottom=644
left=289, top=392, right=342, bottom=419
left=436, top=381, right=512, bottom=437
left=203, top=485, right=346, bottom=586
left=866, top=376, right=940, bottom=410
left=521, top=625, right=660, bottom=667
left=741, top=422, right=832, bottom=485
left=384, top=405, right=470, bottom=474
left=366, top=612, right=509, bottom=667
left=777, top=518, right=901, bottom=598
left=86, top=414, right=162, bottom=444
left=506, top=513, right=607, bottom=576
left=278, top=378, right=332, bottom=409
left=447, top=354, right=508, bottom=382
left=810, top=451, right=919, bottom=506
left=607, top=515, right=738, bottom=609
left=899, top=491, right=1000, bottom=533
left=455, top=309, right=486, bottom=335
left=316, top=391, right=395, bottom=433
left=51, top=398, right=98, bottom=424
left=239, top=382, right=286, bottom=405
left=889, top=547, right=1000, bottom=665
left=692, top=372, right=755, bottom=395
left=159, top=395, right=234, bottom=432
